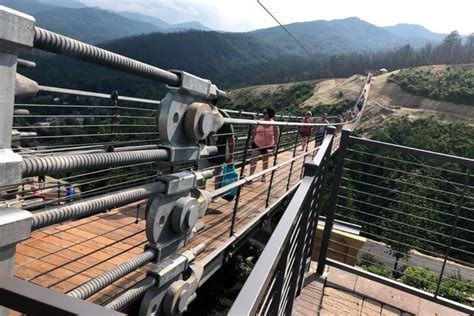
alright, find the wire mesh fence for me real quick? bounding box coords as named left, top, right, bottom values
left=322, top=136, right=473, bottom=307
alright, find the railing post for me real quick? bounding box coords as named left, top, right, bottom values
left=284, top=179, right=314, bottom=313
left=286, top=127, right=300, bottom=191
left=300, top=133, right=310, bottom=179
left=265, top=127, right=284, bottom=207
left=107, top=90, right=119, bottom=152
left=229, top=125, right=252, bottom=236
left=316, top=128, right=351, bottom=275
left=268, top=244, right=290, bottom=313
left=311, top=126, right=319, bottom=159
left=434, top=167, right=470, bottom=297
left=57, top=181, right=61, bottom=205
left=297, top=129, right=334, bottom=294
left=0, top=8, right=35, bottom=187
left=0, top=9, right=35, bottom=315
left=0, top=208, right=32, bottom=316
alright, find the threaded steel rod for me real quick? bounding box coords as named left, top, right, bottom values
left=68, top=249, right=156, bottom=299
left=33, top=27, right=180, bottom=86
left=31, top=182, right=166, bottom=230
left=104, top=276, right=157, bottom=311
left=22, top=149, right=169, bottom=177
left=17, top=58, right=36, bottom=69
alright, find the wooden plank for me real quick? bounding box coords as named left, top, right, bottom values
left=13, top=142, right=316, bottom=304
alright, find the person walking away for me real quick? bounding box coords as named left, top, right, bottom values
left=198, top=109, right=235, bottom=190
left=315, top=113, right=329, bottom=146
left=335, top=112, right=344, bottom=132
left=249, top=108, right=279, bottom=182
left=299, top=111, right=313, bottom=151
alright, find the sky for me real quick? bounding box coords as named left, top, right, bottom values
left=80, top=0, right=474, bottom=35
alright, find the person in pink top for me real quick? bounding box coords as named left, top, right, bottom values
left=299, top=111, right=313, bottom=151
left=249, top=108, right=279, bottom=182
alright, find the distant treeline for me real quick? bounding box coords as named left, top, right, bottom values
left=20, top=31, right=474, bottom=96
left=324, top=31, right=474, bottom=77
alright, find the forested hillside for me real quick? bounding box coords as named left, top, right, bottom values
left=20, top=30, right=473, bottom=95
left=382, top=24, right=446, bottom=42
left=341, top=117, right=474, bottom=304
left=388, top=66, right=474, bottom=105
left=34, top=7, right=160, bottom=43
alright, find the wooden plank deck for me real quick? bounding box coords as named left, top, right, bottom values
left=294, top=265, right=469, bottom=316
left=13, top=141, right=317, bottom=305
left=11, top=75, right=371, bottom=308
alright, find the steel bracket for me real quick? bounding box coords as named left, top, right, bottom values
left=158, top=171, right=196, bottom=196
left=157, top=90, right=223, bottom=163
left=139, top=245, right=205, bottom=316
left=167, top=70, right=218, bottom=99
left=145, top=172, right=211, bottom=262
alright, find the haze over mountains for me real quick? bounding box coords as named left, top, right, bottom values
left=2, top=0, right=445, bottom=48
left=0, top=0, right=211, bottom=42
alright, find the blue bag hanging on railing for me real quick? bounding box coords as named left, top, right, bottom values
left=221, top=164, right=239, bottom=201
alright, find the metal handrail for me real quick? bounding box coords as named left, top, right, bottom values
left=350, top=136, right=474, bottom=168
left=0, top=275, right=123, bottom=315
left=38, top=85, right=161, bottom=105
left=316, top=130, right=474, bottom=314
left=229, top=130, right=335, bottom=315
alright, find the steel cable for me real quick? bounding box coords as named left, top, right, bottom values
left=22, top=149, right=169, bottom=177
left=34, top=27, right=181, bottom=86
left=104, top=276, right=156, bottom=310
left=68, top=249, right=156, bottom=300
left=31, top=181, right=166, bottom=230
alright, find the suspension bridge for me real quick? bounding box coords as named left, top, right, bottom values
left=0, top=6, right=472, bottom=316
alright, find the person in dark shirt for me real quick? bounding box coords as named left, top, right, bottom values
left=315, top=113, right=329, bottom=145
left=198, top=110, right=235, bottom=190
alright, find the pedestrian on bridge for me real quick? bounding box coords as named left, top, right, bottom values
left=335, top=112, right=344, bottom=132
left=299, top=111, right=313, bottom=151
left=315, top=113, right=329, bottom=145
left=198, top=109, right=235, bottom=190
left=249, top=108, right=279, bottom=182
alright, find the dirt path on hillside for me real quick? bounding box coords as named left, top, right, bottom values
left=356, top=68, right=474, bottom=136
left=302, top=75, right=366, bottom=107
left=227, top=65, right=473, bottom=138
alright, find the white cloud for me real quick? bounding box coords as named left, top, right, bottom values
left=80, top=0, right=474, bottom=34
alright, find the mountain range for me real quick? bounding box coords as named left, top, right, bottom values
left=0, top=0, right=211, bottom=42
left=5, top=0, right=464, bottom=96
left=252, top=18, right=445, bottom=56
left=1, top=0, right=445, bottom=47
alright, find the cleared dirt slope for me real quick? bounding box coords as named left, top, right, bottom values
left=302, top=75, right=365, bottom=106
left=227, top=76, right=365, bottom=109
left=227, top=65, right=473, bottom=137
left=357, top=65, right=474, bottom=136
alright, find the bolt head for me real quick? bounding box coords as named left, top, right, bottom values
left=177, top=288, right=189, bottom=313
left=171, top=197, right=199, bottom=233
left=185, top=205, right=199, bottom=229
left=199, top=112, right=213, bottom=137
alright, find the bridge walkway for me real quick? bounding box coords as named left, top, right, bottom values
left=13, top=139, right=317, bottom=304
left=11, top=75, right=371, bottom=306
